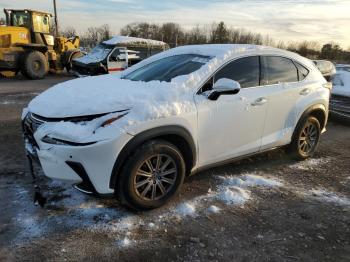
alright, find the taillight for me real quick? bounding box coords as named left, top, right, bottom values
left=322, top=82, right=332, bottom=90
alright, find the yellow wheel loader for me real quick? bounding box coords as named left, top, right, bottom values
left=0, top=9, right=83, bottom=79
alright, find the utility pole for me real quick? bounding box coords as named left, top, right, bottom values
left=53, top=0, right=59, bottom=36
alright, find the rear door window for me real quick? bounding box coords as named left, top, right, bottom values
left=214, top=56, right=260, bottom=88
left=263, top=56, right=298, bottom=84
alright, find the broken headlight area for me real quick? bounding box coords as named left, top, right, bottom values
left=41, top=136, right=97, bottom=146
left=37, top=110, right=130, bottom=145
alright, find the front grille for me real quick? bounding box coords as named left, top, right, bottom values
left=23, top=113, right=46, bottom=148
left=72, top=64, right=92, bottom=75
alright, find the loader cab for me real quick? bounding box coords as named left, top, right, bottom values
left=4, top=9, right=53, bottom=45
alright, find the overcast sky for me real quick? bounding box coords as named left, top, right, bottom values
left=1, top=0, right=349, bottom=48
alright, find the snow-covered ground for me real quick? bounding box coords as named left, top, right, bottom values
left=309, top=189, right=350, bottom=206
left=288, top=157, right=332, bottom=171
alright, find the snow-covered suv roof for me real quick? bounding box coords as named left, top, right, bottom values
left=121, top=44, right=315, bottom=85
left=103, top=36, right=168, bottom=47
left=137, top=44, right=305, bottom=60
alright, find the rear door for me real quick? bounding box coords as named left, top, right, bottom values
left=195, top=56, right=268, bottom=166
left=259, top=56, right=303, bottom=149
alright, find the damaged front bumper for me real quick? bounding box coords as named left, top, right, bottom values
left=22, top=112, right=133, bottom=195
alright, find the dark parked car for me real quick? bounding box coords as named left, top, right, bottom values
left=330, top=67, right=350, bottom=121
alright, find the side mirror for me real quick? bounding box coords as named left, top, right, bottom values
left=207, top=78, right=241, bottom=100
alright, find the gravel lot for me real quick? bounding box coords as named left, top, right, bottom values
left=0, top=74, right=349, bottom=261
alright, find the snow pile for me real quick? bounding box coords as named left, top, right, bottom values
left=310, top=189, right=350, bottom=206
left=207, top=205, right=220, bottom=213
left=172, top=173, right=281, bottom=215
left=176, top=202, right=196, bottom=216
left=219, top=174, right=283, bottom=188
left=289, top=157, right=331, bottom=170
left=103, top=35, right=167, bottom=47
left=332, top=70, right=350, bottom=97
left=213, top=173, right=282, bottom=205
left=117, top=237, right=133, bottom=247
left=217, top=187, right=250, bottom=205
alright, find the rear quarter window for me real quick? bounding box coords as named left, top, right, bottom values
left=294, top=62, right=309, bottom=81
left=263, top=56, right=298, bottom=84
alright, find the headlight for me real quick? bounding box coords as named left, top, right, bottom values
left=100, top=112, right=128, bottom=127
left=41, top=136, right=96, bottom=146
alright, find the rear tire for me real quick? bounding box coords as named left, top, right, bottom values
left=21, top=51, right=48, bottom=80
left=116, top=140, right=186, bottom=210
left=288, top=116, right=321, bottom=160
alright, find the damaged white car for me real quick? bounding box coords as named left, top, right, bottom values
left=22, top=44, right=331, bottom=210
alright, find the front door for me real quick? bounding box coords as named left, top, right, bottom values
left=195, top=56, right=268, bottom=166
left=107, top=47, right=127, bottom=73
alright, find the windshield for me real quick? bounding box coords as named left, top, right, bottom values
left=123, top=54, right=211, bottom=82
left=12, top=11, right=31, bottom=27
left=86, top=43, right=114, bottom=62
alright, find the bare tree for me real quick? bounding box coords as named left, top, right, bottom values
left=186, top=25, right=207, bottom=44
left=98, top=24, right=111, bottom=41
left=210, top=22, right=229, bottom=43
left=157, top=23, right=185, bottom=47
left=276, top=40, right=286, bottom=50
left=60, top=27, right=77, bottom=38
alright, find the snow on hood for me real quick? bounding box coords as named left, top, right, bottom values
left=28, top=74, right=191, bottom=118
left=332, top=70, right=350, bottom=97
left=74, top=45, right=111, bottom=64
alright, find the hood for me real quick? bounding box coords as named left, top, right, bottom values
left=74, top=54, right=104, bottom=65
left=28, top=74, right=189, bottom=118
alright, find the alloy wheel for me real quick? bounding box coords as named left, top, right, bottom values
left=298, top=121, right=319, bottom=155
left=133, top=154, right=178, bottom=201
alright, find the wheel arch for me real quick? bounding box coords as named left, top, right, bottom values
left=293, top=104, right=327, bottom=139
left=109, top=125, right=197, bottom=190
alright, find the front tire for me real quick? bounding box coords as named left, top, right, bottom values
left=21, top=51, right=48, bottom=80
left=289, top=116, right=321, bottom=160
left=117, top=140, right=186, bottom=210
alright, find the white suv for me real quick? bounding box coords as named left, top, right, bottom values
left=23, top=44, right=331, bottom=210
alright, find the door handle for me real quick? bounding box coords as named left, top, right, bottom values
left=251, top=97, right=267, bottom=106
left=300, top=88, right=311, bottom=96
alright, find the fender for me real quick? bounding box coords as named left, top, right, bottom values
left=292, top=103, right=328, bottom=141
left=299, top=104, right=327, bottom=126
left=109, top=125, right=197, bottom=189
